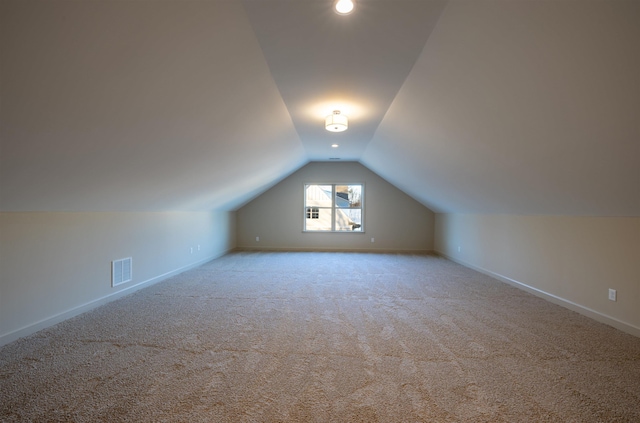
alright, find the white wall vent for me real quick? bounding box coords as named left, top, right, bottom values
left=112, top=257, right=132, bottom=287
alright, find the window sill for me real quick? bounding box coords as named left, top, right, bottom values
left=303, top=230, right=365, bottom=234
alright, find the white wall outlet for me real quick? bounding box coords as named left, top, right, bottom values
left=197, top=244, right=201, bottom=251
left=458, top=246, right=461, bottom=252
left=256, top=236, right=260, bottom=242
left=190, top=247, right=193, bottom=254
left=608, top=289, right=617, bottom=302
left=371, top=237, right=375, bottom=243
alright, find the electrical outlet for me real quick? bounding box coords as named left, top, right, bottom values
left=256, top=236, right=260, bottom=242
left=458, top=246, right=461, bottom=252
left=371, top=237, right=375, bottom=243
left=190, top=247, right=193, bottom=254
left=608, top=289, right=617, bottom=302
left=197, top=244, right=201, bottom=251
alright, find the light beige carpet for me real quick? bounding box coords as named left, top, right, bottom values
left=1, top=251, right=639, bottom=422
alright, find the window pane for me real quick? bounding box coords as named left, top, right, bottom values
left=305, top=184, right=333, bottom=207
left=305, top=208, right=332, bottom=231
left=335, top=208, right=362, bottom=231
left=335, top=185, right=362, bottom=208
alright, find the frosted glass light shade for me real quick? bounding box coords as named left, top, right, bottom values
left=325, top=111, right=348, bottom=132
left=335, top=0, right=355, bottom=14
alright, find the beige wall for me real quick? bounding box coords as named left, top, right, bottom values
left=434, top=214, right=640, bottom=336
left=237, top=162, right=435, bottom=252
left=0, top=211, right=236, bottom=346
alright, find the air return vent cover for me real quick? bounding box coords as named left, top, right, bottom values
left=112, top=257, right=132, bottom=287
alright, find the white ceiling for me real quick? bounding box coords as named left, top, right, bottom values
left=1, top=0, right=638, bottom=215
left=242, top=0, right=446, bottom=160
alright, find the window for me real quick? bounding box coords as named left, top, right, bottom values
left=306, top=207, right=319, bottom=219
left=304, top=184, right=363, bottom=232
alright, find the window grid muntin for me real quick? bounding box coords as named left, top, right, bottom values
left=306, top=207, right=319, bottom=219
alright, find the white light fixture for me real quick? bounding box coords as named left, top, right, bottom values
left=331, top=144, right=339, bottom=148
left=325, top=110, right=348, bottom=132
left=334, top=0, right=355, bottom=15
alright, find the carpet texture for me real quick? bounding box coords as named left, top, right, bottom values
left=1, top=251, right=639, bottom=422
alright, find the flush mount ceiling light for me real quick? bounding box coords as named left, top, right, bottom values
left=334, top=0, right=355, bottom=15
left=325, top=110, right=348, bottom=132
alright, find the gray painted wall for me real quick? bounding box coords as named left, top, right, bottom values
left=434, top=214, right=640, bottom=336
left=0, top=211, right=236, bottom=346
left=236, top=162, right=435, bottom=252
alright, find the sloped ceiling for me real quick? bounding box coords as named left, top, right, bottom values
left=1, top=0, right=638, bottom=215
left=0, top=0, right=306, bottom=211
left=362, top=0, right=640, bottom=215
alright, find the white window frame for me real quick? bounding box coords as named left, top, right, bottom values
left=303, top=183, right=364, bottom=232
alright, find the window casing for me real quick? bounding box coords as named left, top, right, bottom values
left=304, top=184, right=363, bottom=232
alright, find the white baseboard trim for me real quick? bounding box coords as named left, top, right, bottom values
left=0, top=251, right=230, bottom=347
left=234, top=247, right=434, bottom=254
left=437, top=251, right=640, bottom=338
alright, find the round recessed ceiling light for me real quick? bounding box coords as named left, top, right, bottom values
left=334, top=0, right=355, bottom=15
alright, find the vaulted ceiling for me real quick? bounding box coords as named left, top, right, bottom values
left=1, top=0, right=638, bottom=215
